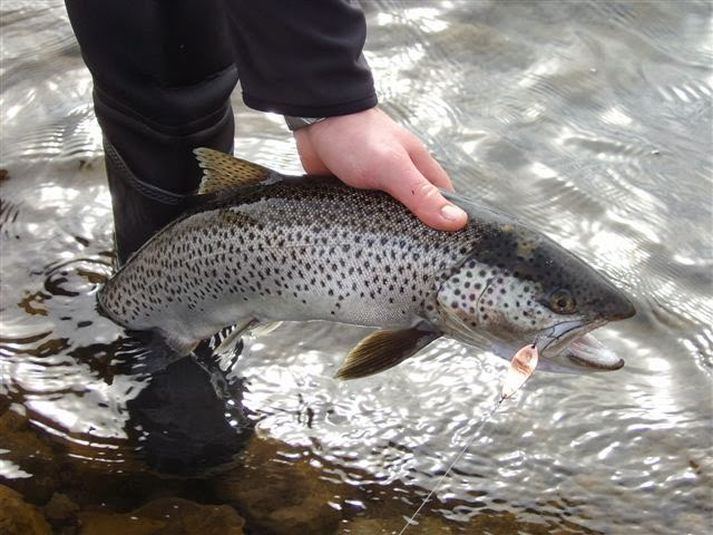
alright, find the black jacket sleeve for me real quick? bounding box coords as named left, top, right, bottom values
left=225, top=0, right=378, bottom=117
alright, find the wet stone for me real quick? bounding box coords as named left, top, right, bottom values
left=0, top=407, right=61, bottom=504
left=0, top=484, right=51, bottom=535
left=43, top=492, right=79, bottom=531
left=213, top=437, right=341, bottom=535
left=77, top=497, right=245, bottom=535
left=346, top=516, right=454, bottom=534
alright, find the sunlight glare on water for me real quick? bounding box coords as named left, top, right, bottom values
left=1, top=1, right=712, bottom=534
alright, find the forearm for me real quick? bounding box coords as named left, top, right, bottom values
left=225, top=0, right=377, bottom=117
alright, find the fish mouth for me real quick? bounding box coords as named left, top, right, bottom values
left=537, top=320, right=624, bottom=372
left=563, top=333, right=625, bottom=371
left=568, top=352, right=624, bottom=370
left=537, top=318, right=594, bottom=356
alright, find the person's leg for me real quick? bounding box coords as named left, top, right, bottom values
left=65, top=0, right=238, bottom=263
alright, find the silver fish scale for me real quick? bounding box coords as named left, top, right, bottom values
left=98, top=178, right=483, bottom=341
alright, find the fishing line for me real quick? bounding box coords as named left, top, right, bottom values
left=398, top=343, right=538, bottom=534
left=397, top=398, right=503, bottom=535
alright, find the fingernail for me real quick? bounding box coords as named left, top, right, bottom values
left=440, top=204, right=466, bottom=221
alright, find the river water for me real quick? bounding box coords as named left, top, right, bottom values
left=1, top=1, right=711, bottom=534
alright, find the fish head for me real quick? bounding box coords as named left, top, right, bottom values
left=433, top=211, right=635, bottom=372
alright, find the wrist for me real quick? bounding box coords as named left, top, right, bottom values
left=284, top=116, right=327, bottom=132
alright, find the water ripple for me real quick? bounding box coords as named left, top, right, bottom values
left=1, top=1, right=711, bottom=533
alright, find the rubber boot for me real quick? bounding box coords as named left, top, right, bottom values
left=103, top=141, right=193, bottom=265
left=126, top=355, right=253, bottom=476
left=97, top=89, right=235, bottom=265
left=65, top=0, right=239, bottom=262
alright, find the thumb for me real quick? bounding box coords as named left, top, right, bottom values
left=384, top=162, right=468, bottom=231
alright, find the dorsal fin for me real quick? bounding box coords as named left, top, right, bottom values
left=193, top=147, right=274, bottom=194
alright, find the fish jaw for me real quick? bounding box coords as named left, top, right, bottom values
left=484, top=324, right=624, bottom=373
left=552, top=332, right=625, bottom=371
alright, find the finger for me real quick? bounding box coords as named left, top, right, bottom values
left=405, top=138, right=454, bottom=192
left=381, top=157, right=468, bottom=231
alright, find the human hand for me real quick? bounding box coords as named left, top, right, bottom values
left=294, top=107, right=468, bottom=231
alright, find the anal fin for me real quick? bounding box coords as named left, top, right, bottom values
left=251, top=321, right=283, bottom=337
left=213, top=318, right=257, bottom=356
left=212, top=319, right=283, bottom=356
left=335, top=324, right=440, bottom=380
left=156, top=328, right=200, bottom=357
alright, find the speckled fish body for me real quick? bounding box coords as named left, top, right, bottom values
left=98, top=149, right=635, bottom=376
left=100, top=176, right=477, bottom=340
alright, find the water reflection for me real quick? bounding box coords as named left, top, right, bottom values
left=125, top=352, right=253, bottom=475
left=2, top=1, right=712, bottom=534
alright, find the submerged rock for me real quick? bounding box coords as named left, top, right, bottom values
left=0, top=484, right=51, bottom=535
left=43, top=492, right=80, bottom=531
left=346, top=516, right=454, bottom=534
left=214, top=437, right=341, bottom=535
left=78, top=496, right=245, bottom=535
left=0, top=407, right=61, bottom=503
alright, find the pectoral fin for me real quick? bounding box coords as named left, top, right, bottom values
left=335, top=325, right=440, bottom=380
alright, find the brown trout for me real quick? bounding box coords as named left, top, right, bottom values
left=97, top=148, right=635, bottom=377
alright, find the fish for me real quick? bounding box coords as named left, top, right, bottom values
left=97, top=148, right=636, bottom=378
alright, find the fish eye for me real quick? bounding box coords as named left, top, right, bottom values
left=548, top=289, right=576, bottom=314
